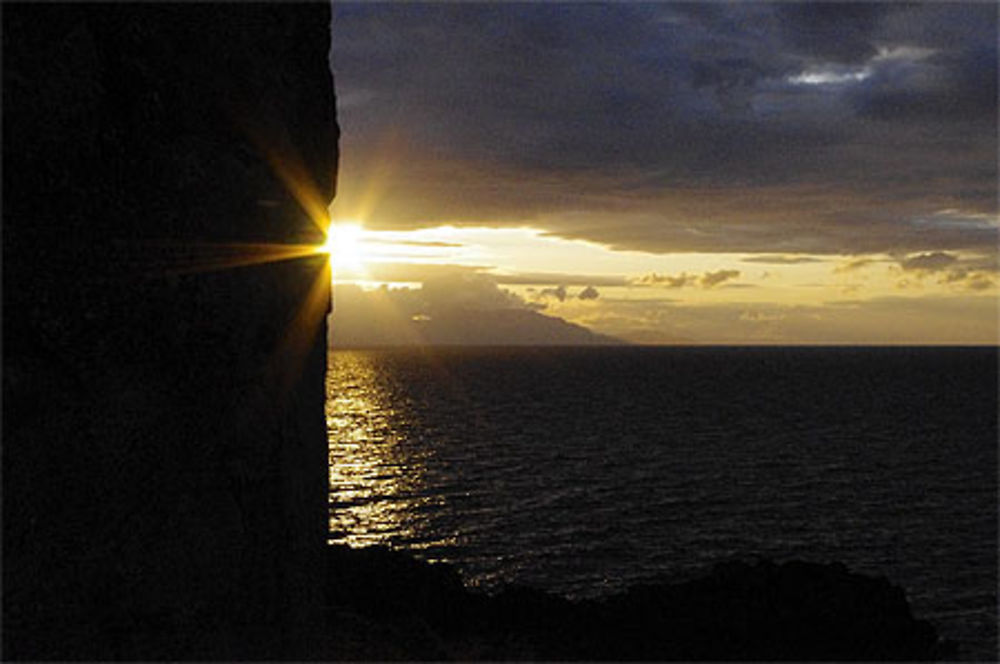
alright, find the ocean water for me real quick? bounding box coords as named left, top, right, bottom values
left=327, top=346, right=997, bottom=660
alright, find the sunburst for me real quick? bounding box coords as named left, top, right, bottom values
left=322, top=222, right=367, bottom=275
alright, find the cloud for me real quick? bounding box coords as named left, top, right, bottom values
left=700, top=269, right=741, bottom=288
left=774, top=3, right=890, bottom=65
left=741, top=255, right=824, bottom=265
left=362, top=262, right=489, bottom=283
left=534, top=284, right=601, bottom=303
left=834, top=257, right=880, bottom=273
left=369, top=239, right=464, bottom=248
left=635, top=270, right=742, bottom=289
left=739, top=309, right=786, bottom=323
left=890, top=251, right=997, bottom=291
left=899, top=251, right=959, bottom=272
left=571, top=295, right=997, bottom=345
left=538, top=285, right=567, bottom=302
left=359, top=262, right=629, bottom=288
left=964, top=274, right=995, bottom=291
left=332, top=3, right=997, bottom=257
left=833, top=252, right=998, bottom=289
left=635, top=272, right=698, bottom=288
left=936, top=268, right=995, bottom=292
left=851, top=42, right=998, bottom=123
left=421, top=272, right=527, bottom=312
left=965, top=255, right=1000, bottom=273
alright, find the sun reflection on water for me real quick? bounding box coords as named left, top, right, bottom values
left=327, top=351, right=445, bottom=548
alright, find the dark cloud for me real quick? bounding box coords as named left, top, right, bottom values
left=634, top=270, right=742, bottom=289
left=894, top=251, right=998, bottom=292
left=700, top=269, right=741, bottom=288
left=741, top=255, right=824, bottom=265
left=690, top=56, right=767, bottom=114
left=332, top=3, right=997, bottom=257
left=774, top=3, right=891, bottom=65
left=578, top=286, right=600, bottom=300
left=965, top=255, right=1000, bottom=273
left=851, top=42, right=998, bottom=123
left=833, top=257, right=881, bottom=273
left=538, top=285, right=567, bottom=302
left=899, top=251, right=959, bottom=272
left=636, top=272, right=698, bottom=288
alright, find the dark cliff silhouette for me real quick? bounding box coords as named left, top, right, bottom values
left=4, top=4, right=336, bottom=659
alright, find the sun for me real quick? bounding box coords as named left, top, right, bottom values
left=322, top=222, right=366, bottom=274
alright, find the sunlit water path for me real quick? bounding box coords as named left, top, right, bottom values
left=327, top=346, right=996, bottom=660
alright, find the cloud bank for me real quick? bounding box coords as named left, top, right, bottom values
left=332, top=3, right=997, bottom=257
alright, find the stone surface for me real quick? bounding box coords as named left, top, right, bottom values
left=3, top=3, right=337, bottom=659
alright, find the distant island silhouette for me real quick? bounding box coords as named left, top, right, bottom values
left=330, top=279, right=626, bottom=347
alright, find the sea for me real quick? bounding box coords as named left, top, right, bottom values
left=327, top=346, right=997, bottom=660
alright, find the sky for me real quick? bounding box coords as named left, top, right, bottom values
left=326, top=1, right=998, bottom=345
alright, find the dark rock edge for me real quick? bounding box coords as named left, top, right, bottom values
left=323, top=544, right=958, bottom=661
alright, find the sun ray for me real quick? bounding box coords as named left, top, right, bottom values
left=259, top=148, right=331, bottom=235
left=136, top=241, right=325, bottom=277
left=331, top=129, right=406, bottom=226
left=322, top=222, right=367, bottom=273
left=235, top=112, right=332, bottom=236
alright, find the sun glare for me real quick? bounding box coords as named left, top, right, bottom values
left=323, top=222, right=367, bottom=273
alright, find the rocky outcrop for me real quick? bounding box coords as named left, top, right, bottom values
left=323, top=546, right=957, bottom=661
left=3, top=4, right=337, bottom=659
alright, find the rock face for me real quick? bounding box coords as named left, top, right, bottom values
left=323, top=546, right=957, bottom=661
left=3, top=4, right=337, bottom=659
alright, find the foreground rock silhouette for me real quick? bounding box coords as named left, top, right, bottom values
left=4, top=3, right=335, bottom=658
left=324, top=545, right=957, bottom=661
